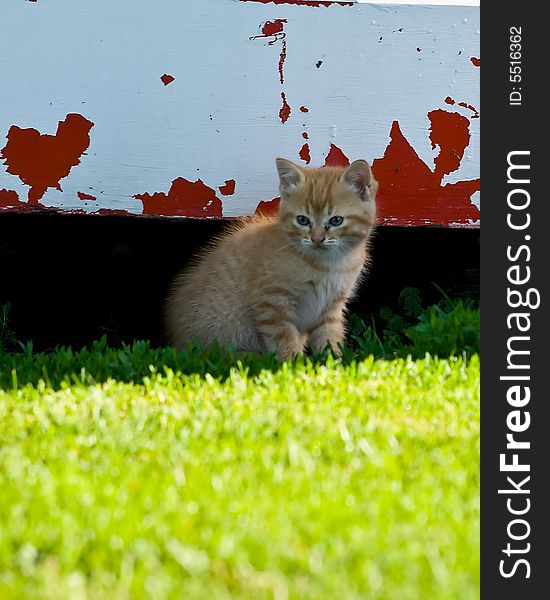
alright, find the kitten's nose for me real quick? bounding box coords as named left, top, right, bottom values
left=311, top=234, right=326, bottom=247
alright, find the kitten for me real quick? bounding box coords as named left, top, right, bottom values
left=165, top=157, right=377, bottom=359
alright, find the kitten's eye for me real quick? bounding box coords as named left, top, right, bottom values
left=329, top=216, right=344, bottom=227
left=296, top=215, right=311, bottom=226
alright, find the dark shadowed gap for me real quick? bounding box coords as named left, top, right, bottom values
left=0, top=212, right=478, bottom=351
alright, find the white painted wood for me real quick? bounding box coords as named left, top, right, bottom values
left=0, top=0, right=479, bottom=226
left=356, top=1, right=479, bottom=6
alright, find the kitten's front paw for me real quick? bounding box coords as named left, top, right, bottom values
left=261, top=328, right=304, bottom=361
left=327, top=341, right=343, bottom=358
left=274, top=333, right=305, bottom=361
left=276, top=341, right=304, bottom=362
left=312, top=340, right=343, bottom=358
left=309, top=330, right=344, bottom=358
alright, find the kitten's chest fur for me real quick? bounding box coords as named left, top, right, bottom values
left=293, top=263, right=363, bottom=332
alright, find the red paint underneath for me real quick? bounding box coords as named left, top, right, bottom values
left=0, top=189, right=24, bottom=209
left=255, top=197, right=281, bottom=217
left=278, top=40, right=287, bottom=85
left=302, top=132, right=309, bottom=140
left=371, top=117, right=480, bottom=226
left=299, top=143, right=311, bottom=165
left=470, top=56, right=480, bottom=67
left=77, top=191, right=97, bottom=201
left=261, top=19, right=286, bottom=36
left=445, top=96, right=479, bottom=118
left=160, top=74, right=175, bottom=86
left=218, top=179, right=236, bottom=196
left=0, top=113, right=94, bottom=205
left=279, top=92, right=291, bottom=123
left=300, top=106, right=310, bottom=113
left=458, top=101, right=479, bottom=119
left=240, top=1, right=353, bottom=6
left=324, top=144, right=350, bottom=167
left=428, top=109, right=471, bottom=180
left=135, top=178, right=222, bottom=217
left=96, top=208, right=132, bottom=217
left=251, top=20, right=287, bottom=84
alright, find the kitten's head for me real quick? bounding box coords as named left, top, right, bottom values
left=275, top=157, right=377, bottom=258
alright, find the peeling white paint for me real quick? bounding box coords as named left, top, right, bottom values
left=356, top=1, right=479, bottom=6
left=0, top=0, right=479, bottom=226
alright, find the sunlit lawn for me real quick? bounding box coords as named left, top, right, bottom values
left=0, top=346, right=479, bottom=599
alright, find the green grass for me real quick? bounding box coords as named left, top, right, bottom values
left=0, top=299, right=479, bottom=599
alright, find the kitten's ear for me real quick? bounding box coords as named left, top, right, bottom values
left=341, top=160, right=377, bottom=202
left=276, top=158, right=305, bottom=194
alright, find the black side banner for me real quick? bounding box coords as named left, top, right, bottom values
left=482, top=3, right=548, bottom=597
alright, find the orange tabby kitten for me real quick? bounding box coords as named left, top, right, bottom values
left=165, top=157, right=377, bottom=359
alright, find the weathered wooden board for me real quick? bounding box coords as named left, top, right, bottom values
left=0, top=0, right=479, bottom=226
